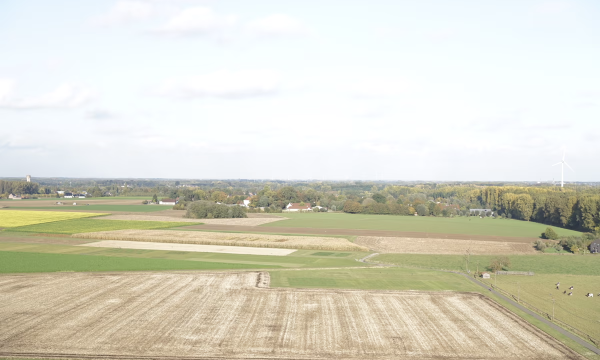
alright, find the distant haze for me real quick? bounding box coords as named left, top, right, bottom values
left=1, top=1, right=598, bottom=181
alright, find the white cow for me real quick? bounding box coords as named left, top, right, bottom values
left=586, top=293, right=593, bottom=298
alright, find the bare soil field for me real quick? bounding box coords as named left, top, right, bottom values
left=184, top=224, right=539, bottom=243
left=0, top=271, right=580, bottom=359
left=80, top=239, right=297, bottom=256
left=356, top=236, right=537, bottom=255
left=98, top=214, right=284, bottom=226
left=74, top=230, right=368, bottom=252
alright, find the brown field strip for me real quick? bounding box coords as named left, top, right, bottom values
left=356, top=236, right=537, bottom=255
left=182, top=224, right=539, bottom=243
left=98, top=214, right=284, bottom=226
left=73, top=230, right=368, bottom=252
left=0, top=272, right=581, bottom=359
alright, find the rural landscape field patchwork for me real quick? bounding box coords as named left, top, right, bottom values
left=0, top=192, right=599, bottom=360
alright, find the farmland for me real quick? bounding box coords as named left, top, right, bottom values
left=6, top=218, right=196, bottom=234
left=262, top=212, right=583, bottom=238
left=74, top=229, right=369, bottom=251
left=356, top=236, right=537, bottom=255
left=99, top=214, right=285, bottom=225
left=375, top=253, right=600, bottom=276
left=0, top=271, right=581, bottom=359
left=0, top=210, right=104, bottom=227
left=480, top=273, right=600, bottom=341
left=8, top=204, right=174, bottom=212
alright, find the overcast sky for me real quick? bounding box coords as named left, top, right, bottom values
left=1, top=1, right=598, bottom=181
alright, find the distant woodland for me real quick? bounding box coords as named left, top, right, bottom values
left=2, top=178, right=599, bottom=233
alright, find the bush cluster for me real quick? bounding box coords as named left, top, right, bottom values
left=185, top=201, right=247, bottom=219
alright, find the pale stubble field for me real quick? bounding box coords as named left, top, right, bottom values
left=0, top=272, right=581, bottom=359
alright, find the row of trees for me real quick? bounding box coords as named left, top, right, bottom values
left=0, top=180, right=39, bottom=195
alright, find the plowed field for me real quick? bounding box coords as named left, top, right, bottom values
left=0, top=272, right=580, bottom=359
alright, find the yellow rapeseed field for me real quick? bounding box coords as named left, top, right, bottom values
left=0, top=210, right=105, bottom=228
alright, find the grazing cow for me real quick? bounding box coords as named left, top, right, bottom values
left=569, top=292, right=573, bottom=296
left=569, top=286, right=574, bottom=290
left=556, top=282, right=560, bottom=287
left=563, top=290, right=566, bottom=294
left=587, top=293, right=594, bottom=298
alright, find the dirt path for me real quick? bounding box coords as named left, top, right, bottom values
left=182, top=224, right=538, bottom=243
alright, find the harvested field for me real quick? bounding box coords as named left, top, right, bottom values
left=357, top=236, right=537, bottom=255
left=98, top=214, right=283, bottom=226
left=73, top=229, right=368, bottom=252
left=0, top=272, right=580, bottom=359
left=80, top=240, right=297, bottom=256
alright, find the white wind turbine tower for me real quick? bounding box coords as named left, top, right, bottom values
left=552, top=151, right=574, bottom=188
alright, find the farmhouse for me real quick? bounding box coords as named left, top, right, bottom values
left=284, top=203, right=312, bottom=212
left=243, top=197, right=251, bottom=207
left=481, top=272, right=491, bottom=279
left=590, top=240, right=600, bottom=254
left=64, top=193, right=74, bottom=199
left=8, top=194, right=21, bottom=200
left=159, top=198, right=177, bottom=205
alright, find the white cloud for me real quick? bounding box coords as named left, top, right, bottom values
left=155, top=70, right=281, bottom=99
left=246, top=14, right=310, bottom=37
left=349, top=76, right=411, bottom=98
left=155, top=7, right=237, bottom=36
left=0, top=79, right=94, bottom=109
left=94, top=1, right=154, bottom=26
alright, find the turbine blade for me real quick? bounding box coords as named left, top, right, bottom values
left=565, top=162, right=575, bottom=172
left=552, top=162, right=562, bottom=166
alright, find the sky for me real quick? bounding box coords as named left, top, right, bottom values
left=1, top=0, right=599, bottom=181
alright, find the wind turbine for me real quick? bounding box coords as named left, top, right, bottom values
left=552, top=151, right=574, bottom=188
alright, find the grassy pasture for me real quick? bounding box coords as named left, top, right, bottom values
left=264, top=212, right=582, bottom=238
left=480, top=273, right=600, bottom=341
left=6, top=218, right=194, bottom=234
left=375, top=253, right=600, bottom=276
left=7, top=205, right=173, bottom=212
left=0, top=241, right=365, bottom=270
left=0, top=210, right=104, bottom=228
left=270, top=267, right=484, bottom=292
left=0, top=251, right=271, bottom=273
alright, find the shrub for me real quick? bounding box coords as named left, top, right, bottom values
left=343, top=201, right=362, bottom=214
left=534, top=239, right=546, bottom=251
left=185, top=201, right=247, bottom=219
left=489, top=256, right=510, bottom=272
left=542, top=227, right=559, bottom=240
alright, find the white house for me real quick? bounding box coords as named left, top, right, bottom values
left=64, top=193, right=74, bottom=199
left=159, top=198, right=177, bottom=205
left=284, top=203, right=312, bottom=212
left=8, top=194, right=21, bottom=200
left=243, top=197, right=251, bottom=207
left=481, top=272, right=491, bottom=279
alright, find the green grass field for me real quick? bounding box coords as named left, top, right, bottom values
left=263, top=213, right=582, bottom=238
left=0, top=251, right=270, bottom=273
left=479, top=273, right=600, bottom=340
left=5, top=218, right=195, bottom=234
left=270, top=267, right=483, bottom=292
left=375, top=253, right=600, bottom=276
left=8, top=205, right=173, bottom=212
left=0, top=242, right=366, bottom=270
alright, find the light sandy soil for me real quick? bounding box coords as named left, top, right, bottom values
left=356, top=236, right=537, bottom=255
left=80, top=240, right=297, bottom=256
left=0, top=272, right=580, bottom=359
left=74, top=230, right=368, bottom=252
left=97, top=214, right=284, bottom=226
